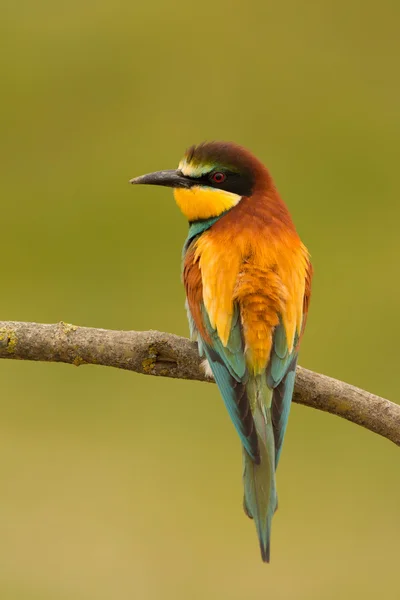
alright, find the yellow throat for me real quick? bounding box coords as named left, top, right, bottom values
left=173, top=187, right=241, bottom=221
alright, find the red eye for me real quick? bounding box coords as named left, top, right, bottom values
left=211, top=171, right=226, bottom=184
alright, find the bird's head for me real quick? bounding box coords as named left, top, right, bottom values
left=130, top=141, right=271, bottom=222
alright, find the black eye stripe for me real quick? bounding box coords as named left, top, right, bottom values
left=187, top=169, right=254, bottom=197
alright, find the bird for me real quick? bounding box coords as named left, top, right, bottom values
left=130, top=141, right=312, bottom=562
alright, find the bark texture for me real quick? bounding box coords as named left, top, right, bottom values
left=0, top=321, right=399, bottom=446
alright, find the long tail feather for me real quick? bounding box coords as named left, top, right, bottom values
left=243, top=376, right=277, bottom=563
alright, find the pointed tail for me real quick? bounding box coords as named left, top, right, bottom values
left=242, top=377, right=277, bottom=563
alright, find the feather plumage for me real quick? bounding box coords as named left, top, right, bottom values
left=131, top=140, right=312, bottom=562
left=181, top=144, right=312, bottom=562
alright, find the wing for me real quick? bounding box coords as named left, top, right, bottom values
left=268, top=260, right=313, bottom=467
left=183, top=241, right=259, bottom=462
left=201, top=304, right=260, bottom=463
left=268, top=322, right=298, bottom=468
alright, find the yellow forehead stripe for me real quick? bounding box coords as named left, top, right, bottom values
left=173, top=187, right=241, bottom=221
left=178, top=159, right=209, bottom=178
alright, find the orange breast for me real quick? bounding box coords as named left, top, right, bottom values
left=184, top=192, right=311, bottom=374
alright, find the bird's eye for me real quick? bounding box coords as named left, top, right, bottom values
left=210, top=171, right=226, bottom=184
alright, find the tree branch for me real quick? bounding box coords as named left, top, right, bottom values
left=0, top=321, right=399, bottom=446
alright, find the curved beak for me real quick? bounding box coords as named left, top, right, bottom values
left=129, top=169, right=192, bottom=189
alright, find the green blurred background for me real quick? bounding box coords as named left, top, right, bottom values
left=1, top=0, right=399, bottom=598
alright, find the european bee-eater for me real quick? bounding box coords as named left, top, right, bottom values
left=130, top=141, right=312, bottom=562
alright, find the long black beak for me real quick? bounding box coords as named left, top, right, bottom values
left=129, top=169, right=192, bottom=189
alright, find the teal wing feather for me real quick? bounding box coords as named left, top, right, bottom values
left=200, top=304, right=260, bottom=463
left=267, top=321, right=299, bottom=468
left=189, top=305, right=297, bottom=562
